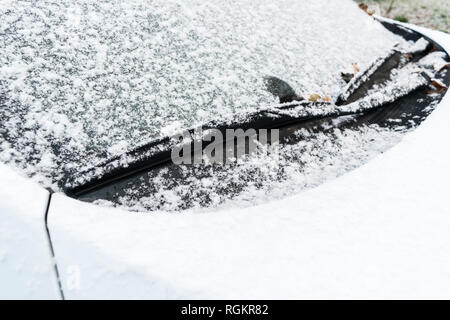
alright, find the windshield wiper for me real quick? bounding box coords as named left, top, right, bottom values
left=65, top=82, right=428, bottom=197
left=64, top=29, right=439, bottom=198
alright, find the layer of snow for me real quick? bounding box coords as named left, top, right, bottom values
left=109, top=124, right=406, bottom=211
left=47, top=25, right=450, bottom=299
left=0, top=163, right=60, bottom=299
left=0, top=0, right=402, bottom=189
left=78, top=37, right=444, bottom=211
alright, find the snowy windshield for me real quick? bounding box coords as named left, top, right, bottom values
left=0, top=0, right=402, bottom=190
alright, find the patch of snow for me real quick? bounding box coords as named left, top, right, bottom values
left=418, top=51, right=448, bottom=69
left=0, top=163, right=60, bottom=299
left=406, top=37, right=430, bottom=53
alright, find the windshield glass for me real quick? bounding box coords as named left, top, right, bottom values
left=0, top=0, right=401, bottom=190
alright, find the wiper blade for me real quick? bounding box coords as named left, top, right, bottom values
left=64, top=100, right=334, bottom=197
left=65, top=75, right=428, bottom=197
left=64, top=35, right=435, bottom=198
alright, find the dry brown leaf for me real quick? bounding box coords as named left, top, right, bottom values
left=427, top=89, right=446, bottom=95
left=358, top=3, right=368, bottom=11
left=323, top=95, right=332, bottom=102
left=352, top=62, right=360, bottom=73
left=427, top=78, right=448, bottom=95
left=358, top=3, right=374, bottom=15
left=309, top=94, right=321, bottom=102
left=432, top=79, right=448, bottom=90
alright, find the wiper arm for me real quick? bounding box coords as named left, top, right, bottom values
left=64, top=35, right=435, bottom=198
left=65, top=78, right=428, bottom=198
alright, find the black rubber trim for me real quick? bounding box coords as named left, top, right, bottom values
left=44, top=191, right=65, bottom=300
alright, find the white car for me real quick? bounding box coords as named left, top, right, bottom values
left=1, top=0, right=449, bottom=299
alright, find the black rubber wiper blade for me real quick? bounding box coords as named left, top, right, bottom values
left=64, top=100, right=333, bottom=197
left=64, top=33, right=435, bottom=198
left=65, top=68, right=428, bottom=198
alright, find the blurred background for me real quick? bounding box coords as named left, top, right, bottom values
left=355, top=0, right=449, bottom=33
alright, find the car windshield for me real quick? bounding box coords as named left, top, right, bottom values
left=3, top=0, right=448, bottom=212
left=0, top=0, right=400, bottom=186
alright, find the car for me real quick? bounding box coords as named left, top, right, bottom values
left=1, top=0, right=449, bottom=299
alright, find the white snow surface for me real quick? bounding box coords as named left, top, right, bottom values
left=0, top=163, right=60, bottom=299
left=0, top=0, right=402, bottom=188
